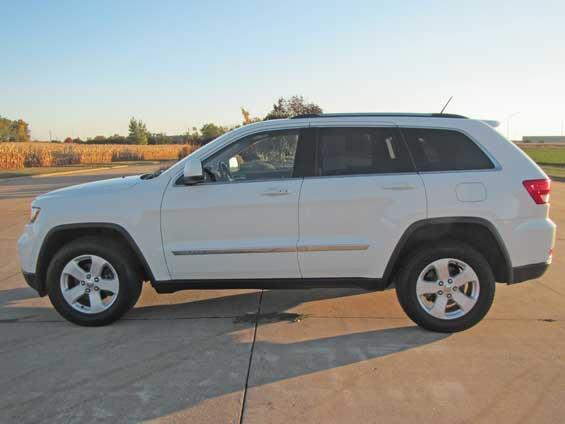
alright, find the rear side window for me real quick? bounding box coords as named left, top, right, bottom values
left=403, top=128, right=494, bottom=172
left=317, top=127, right=414, bottom=176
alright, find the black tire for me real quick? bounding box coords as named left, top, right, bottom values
left=46, top=236, right=142, bottom=326
left=395, top=240, right=495, bottom=333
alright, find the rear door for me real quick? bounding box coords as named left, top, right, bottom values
left=297, top=124, right=427, bottom=279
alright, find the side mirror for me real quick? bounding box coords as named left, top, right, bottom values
left=182, top=157, right=204, bottom=185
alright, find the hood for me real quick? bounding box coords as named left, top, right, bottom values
left=36, top=175, right=141, bottom=200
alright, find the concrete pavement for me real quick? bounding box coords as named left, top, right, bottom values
left=0, top=165, right=564, bottom=423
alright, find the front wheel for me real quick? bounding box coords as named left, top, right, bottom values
left=395, top=241, right=495, bottom=333
left=46, top=237, right=142, bottom=326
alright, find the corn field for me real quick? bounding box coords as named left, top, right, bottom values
left=0, top=143, right=198, bottom=169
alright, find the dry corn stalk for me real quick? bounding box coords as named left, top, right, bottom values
left=0, top=143, right=197, bottom=169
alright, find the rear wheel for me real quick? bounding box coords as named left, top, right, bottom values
left=46, top=237, right=142, bottom=326
left=395, top=241, right=495, bottom=332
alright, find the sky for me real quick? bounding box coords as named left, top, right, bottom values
left=1, top=0, right=564, bottom=141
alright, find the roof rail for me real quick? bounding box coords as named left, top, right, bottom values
left=291, top=112, right=468, bottom=119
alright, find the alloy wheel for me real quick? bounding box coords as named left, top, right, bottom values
left=60, top=254, right=120, bottom=314
left=415, top=258, right=480, bottom=320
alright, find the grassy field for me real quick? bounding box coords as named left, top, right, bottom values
left=519, top=144, right=565, bottom=179
left=0, top=161, right=165, bottom=179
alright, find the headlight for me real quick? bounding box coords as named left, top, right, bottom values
left=30, top=206, right=41, bottom=223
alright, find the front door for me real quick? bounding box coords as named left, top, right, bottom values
left=161, top=129, right=303, bottom=280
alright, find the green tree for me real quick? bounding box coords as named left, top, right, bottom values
left=0, top=116, right=31, bottom=142
left=184, top=127, right=201, bottom=144
left=200, top=123, right=227, bottom=143
left=128, top=118, right=149, bottom=145
left=149, top=132, right=169, bottom=145
left=0, top=116, right=11, bottom=142
left=264, top=95, right=322, bottom=120
left=12, top=120, right=31, bottom=142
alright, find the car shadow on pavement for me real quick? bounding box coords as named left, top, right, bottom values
left=131, top=287, right=370, bottom=319
left=0, top=287, right=38, bottom=306
left=0, top=287, right=450, bottom=422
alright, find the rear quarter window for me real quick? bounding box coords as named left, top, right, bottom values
left=403, top=128, right=494, bottom=172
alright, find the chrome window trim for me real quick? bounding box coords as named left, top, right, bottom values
left=172, top=122, right=502, bottom=185
left=301, top=171, right=419, bottom=181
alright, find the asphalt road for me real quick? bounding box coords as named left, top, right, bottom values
left=0, top=165, right=564, bottom=424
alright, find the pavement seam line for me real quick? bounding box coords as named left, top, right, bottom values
left=239, top=289, right=264, bottom=424
left=2, top=315, right=564, bottom=324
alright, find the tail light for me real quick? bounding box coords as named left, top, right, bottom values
left=523, top=179, right=551, bottom=204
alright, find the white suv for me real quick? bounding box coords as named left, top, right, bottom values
left=18, top=113, right=556, bottom=332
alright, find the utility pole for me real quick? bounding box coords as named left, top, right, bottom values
left=504, top=112, right=519, bottom=141
left=49, top=130, right=52, bottom=142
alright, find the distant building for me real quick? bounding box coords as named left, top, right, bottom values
left=522, top=136, right=565, bottom=143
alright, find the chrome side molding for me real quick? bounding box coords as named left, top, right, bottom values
left=172, top=243, right=369, bottom=256
left=297, top=244, right=369, bottom=252
left=172, top=246, right=296, bottom=256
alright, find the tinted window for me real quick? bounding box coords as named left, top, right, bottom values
left=403, top=128, right=494, bottom=171
left=203, top=130, right=299, bottom=182
left=317, top=127, right=413, bottom=176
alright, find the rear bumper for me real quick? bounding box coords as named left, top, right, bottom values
left=509, top=262, right=550, bottom=284
left=22, top=271, right=45, bottom=296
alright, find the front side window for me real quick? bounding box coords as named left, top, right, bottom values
left=403, top=128, right=495, bottom=171
left=317, top=127, right=413, bottom=176
left=202, top=130, right=299, bottom=183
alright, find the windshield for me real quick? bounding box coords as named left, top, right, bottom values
left=140, top=144, right=205, bottom=179
left=139, top=126, right=267, bottom=180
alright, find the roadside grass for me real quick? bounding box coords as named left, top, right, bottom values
left=0, top=161, right=164, bottom=179
left=520, top=146, right=565, bottom=167
left=518, top=144, right=565, bottom=180
left=539, top=166, right=565, bottom=179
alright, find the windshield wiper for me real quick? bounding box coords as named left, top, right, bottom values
left=141, top=168, right=166, bottom=180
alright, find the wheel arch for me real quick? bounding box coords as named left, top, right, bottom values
left=36, top=223, right=155, bottom=296
left=383, top=217, right=513, bottom=286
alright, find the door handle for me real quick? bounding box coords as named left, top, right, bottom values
left=261, top=188, right=291, bottom=196
left=381, top=184, right=416, bottom=191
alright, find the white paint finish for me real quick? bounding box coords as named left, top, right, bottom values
left=495, top=217, right=556, bottom=267
left=456, top=182, right=487, bottom=202
left=161, top=179, right=303, bottom=279
left=18, top=174, right=172, bottom=281
left=422, top=170, right=546, bottom=222
left=297, top=174, right=427, bottom=278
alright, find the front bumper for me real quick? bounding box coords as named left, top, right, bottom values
left=509, top=261, right=550, bottom=284
left=18, top=225, right=38, bottom=276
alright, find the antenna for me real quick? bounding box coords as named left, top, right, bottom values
left=440, top=96, right=453, bottom=114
